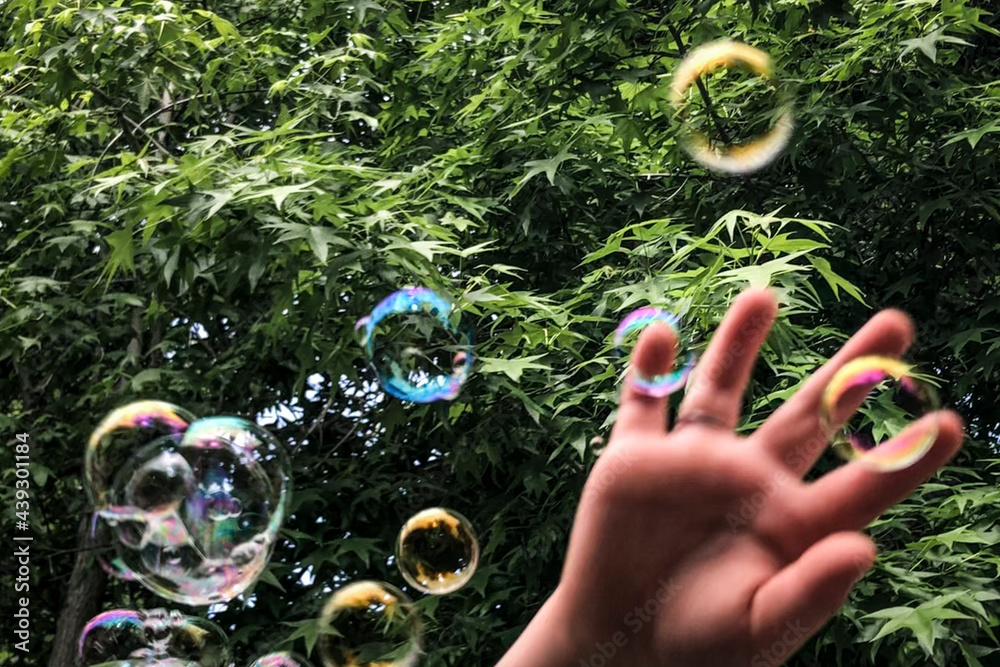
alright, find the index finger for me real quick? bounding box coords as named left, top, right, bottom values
left=612, top=322, right=678, bottom=438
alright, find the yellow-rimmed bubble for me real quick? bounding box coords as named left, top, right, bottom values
left=670, top=40, right=793, bottom=175
left=396, top=507, right=479, bottom=595
left=820, top=356, right=941, bottom=472
left=317, top=581, right=422, bottom=667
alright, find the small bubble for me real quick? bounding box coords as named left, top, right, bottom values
left=359, top=288, right=473, bottom=403
left=248, top=652, right=315, bottom=667
left=125, top=450, right=195, bottom=512
left=317, top=581, right=422, bottom=667
left=396, top=508, right=479, bottom=595
left=86, top=401, right=195, bottom=507
left=78, top=609, right=228, bottom=667
left=820, top=356, right=940, bottom=472
left=614, top=307, right=695, bottom=397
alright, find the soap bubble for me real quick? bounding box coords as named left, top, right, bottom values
left=820, top=356, right=941, bottom=472
left=78, top=608, right=228, bottom=667
left=614, top=307, right=695, bottom=397
left=396, top=507, right=479, bottom=595
left=357, top=288, right=473, bottom=403
left=248, top=652, right=315, bottom=667
left=126, top=449, right=197, bottom=512
left=317, top=581, right=422, bottom=667
left=89, top=512, right=142, bottom=582
left=102, top=417, right=291, bottom=605
left=670, top=40, right=793, bottom=175
left=87, top=401, right=196, bottom=508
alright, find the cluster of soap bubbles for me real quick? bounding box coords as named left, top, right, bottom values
left=306, top=507, right=478, bottom=667
left=248, top=653, right=314, bottom=667
left=86, top=402, right=292, bottom=606
left=79, top=608, right=318, bottom=667
left=78, top=608, right=229, bottom=667
left=78, top=235, right=942, bottom=661
left=662, top=40, right=941, bottom=460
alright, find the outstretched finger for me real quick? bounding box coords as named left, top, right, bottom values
left=612, top=322, right=678, bottom=437
left=676, top=288, right=776, bottom=432
left=802, top=411, right=964, bottom=539
left=752, top=309, right=915, bottom=475
left=750, top=532, right=875, bottom=666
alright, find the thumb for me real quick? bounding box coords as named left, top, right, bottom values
left=749, top=532, right=875, bottom=666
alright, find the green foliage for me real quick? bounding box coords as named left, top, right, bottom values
left=1, top=1, right=998, bottom=666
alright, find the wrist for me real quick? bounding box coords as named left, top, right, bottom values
left=495, top=586, right=582, bottom=667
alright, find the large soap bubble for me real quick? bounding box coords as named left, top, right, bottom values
left=317, top=581, right=422, bottom=667
left=100, top=416, right=291, bottom=605
left=78, top=608, right=228, bottom=667
left=820, top=356, right=941, bottom=472
left=357, top=288, right=473, bottom=403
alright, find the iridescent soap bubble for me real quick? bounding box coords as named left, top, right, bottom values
left=104, top=416, right=291, bottom=605
left=396, top=507, right=479, bottom=595
left=820, top=356, right=941, bottom=472
left=614, top=307, right=695, bottom=397
left=670, top=40, right=794, bottom=175
left=78, top=608, right=228, bottom=667
left=317, top=581, right=422, bottom=667
left=86, top=401, right=196, bottom=508
left=248, top=652, right=315, bottom=667
left=102, top=437, right=198, bottom=554
left=89, top=512, right=142, bottom=582
left=125, top=449, right=196, bottom=512
left=357, top=288, right=473, bottom=403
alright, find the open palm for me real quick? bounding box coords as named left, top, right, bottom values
left=497, top=289, right=964, bottom=667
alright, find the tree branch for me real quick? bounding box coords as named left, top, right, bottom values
left=665, top=21, right=734, bottom=146
left=47, top=516, right=108, bottom=667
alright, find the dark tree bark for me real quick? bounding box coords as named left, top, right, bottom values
left=48, top=516, right=108, bottom=667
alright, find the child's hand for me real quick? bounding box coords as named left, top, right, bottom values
left=496, top=288, right=964, bottom=667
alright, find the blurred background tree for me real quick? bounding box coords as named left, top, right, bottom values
left=1, top=0, right=997, bottom=665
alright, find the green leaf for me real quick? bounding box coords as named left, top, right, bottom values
left=808, top=256, right=867, bottom=304
left=478, top=354, right=551, bottom=381
left=240, top=180, right=320, bottom=210
left=865, top=601, right=973, bottom=654
left=943, top=121, right=1000, bottom=150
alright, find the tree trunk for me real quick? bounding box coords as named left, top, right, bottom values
left=48, top=516, right=107, bottom=667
